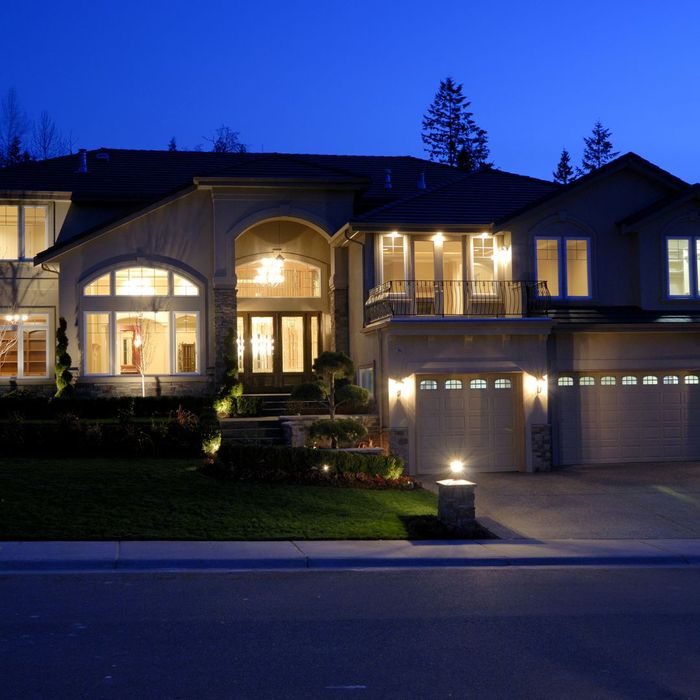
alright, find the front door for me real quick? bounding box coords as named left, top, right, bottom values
left=237, top=312, right=320, bottom=390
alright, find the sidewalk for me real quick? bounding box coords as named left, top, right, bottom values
left=2, top=538, right=700, bottom=572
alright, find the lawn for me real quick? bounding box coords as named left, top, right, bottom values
left=0, top=458, right=440, bottom=540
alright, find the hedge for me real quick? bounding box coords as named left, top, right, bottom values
left=204, top=443, right=405, bottom=483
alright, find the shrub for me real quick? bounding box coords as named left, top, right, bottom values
left=308, top=418, right=368, bottom=449
left=54, top=317, right=74, bottom=399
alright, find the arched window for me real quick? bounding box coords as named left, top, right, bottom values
left=419, top=380, right=437, bottom=391
left=444, top=379, right=463, bottom=390
left=236, top=258, right=321, bottom=298
left=642, top=375, right=658, bottom=385
left=557, top=376, right=574, bottom=387
left=494, top=378, right=512, bottom=389
left=470, top=379, right=487, bottom=390
left=579, top=376, right=595, bottom=386
left=601, top=376, right=616, bottom=386
left=83, top=266, right=200, bottom=297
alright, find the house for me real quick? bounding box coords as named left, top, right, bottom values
left=1, top=148, right=699, bottom=474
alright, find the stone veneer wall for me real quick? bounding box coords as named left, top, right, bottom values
left=531, top=424, right=552, bottom=471
left=388, top=427, right=409, bottom=468
left=214, top=286, right=237, bottom=381
left=281, top=414, right=380, bottom=448
left=75, top=378, right=214, bottom=398
left=329, top=285, right=349, bottom=354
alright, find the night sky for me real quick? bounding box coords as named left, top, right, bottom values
left=4, top=0, right=700, bottom=181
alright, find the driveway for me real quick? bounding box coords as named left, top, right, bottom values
left=419, top=462, right=700, bottom=539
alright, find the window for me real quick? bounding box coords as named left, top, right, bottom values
left=642, top=375, right=658, bottom=385
left=666, top=238, right=693, bottom=297
left=381, top=234, right=406, bottom=282
left=535, top=237, right=590, bottom=298
left=84, top=273, right=111, bottom=296
left=557, top=376, right=574, bottom=386
left=471, top=236, right=496, bottom=282
left=0, top=313, right=49, bottom=377
left=0, top=205, right=48, bottom=260
left=84, top=312, right=198, bottom=376
left=622, top=376, right=637, bottom=386
left=173, top=274, right=198, bottom=296
left=444, top=379, right=462, bottom=390
left=236, top=258, right=321, bottom=298
left=663, top=375, right=679, bottom=385
left=419, top=379, right=437, bottom=391
left=470, top=379, right=487, bottom=389
left=83, top=268, right=199, bottom=297
left=281, top=316, right=304, bottom=373
left=685, top=375, right=699, bottom=385
left=357, top=366, right=375, bottom=398
left=494, top=378, right=512, bottom=389
left=579, top=376, right=595, bottom=386
left=601, top=376, right=616, bottom=386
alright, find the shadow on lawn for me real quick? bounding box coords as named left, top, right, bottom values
left=399, top=516, right=498, bottom=540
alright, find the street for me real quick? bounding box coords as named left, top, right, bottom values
left=2, top=568, right=700, bottom=699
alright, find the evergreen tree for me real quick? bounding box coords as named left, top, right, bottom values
left=421, top=77, right=490, bottom=170
left=581, top=121, right=619, bottom=173
left=168, top=137, right=177, bottom=151
left=553, top=148, right=575, bottom=184
left=54, top=317, right=73, bottom=398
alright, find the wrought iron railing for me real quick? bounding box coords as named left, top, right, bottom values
left=364, top=280, right=550, bottom=324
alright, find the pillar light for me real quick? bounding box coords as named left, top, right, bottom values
left=449, top=459, right=465, bottom=475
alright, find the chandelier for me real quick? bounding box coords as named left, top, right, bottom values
left=254, top=248, right=285, bottom=286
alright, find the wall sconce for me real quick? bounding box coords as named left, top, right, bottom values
left=536, top=377, right=546, bottom=395
left=433, top=232, right=445, bottom=245
left=498, top=246, right=511, bottom=264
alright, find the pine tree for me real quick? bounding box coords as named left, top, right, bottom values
left=553, top=148, right=575, bottom=184
left=421, top=77, right=490, bottom=170
left=168, top=137, right=177, bottom=151
left=581, top=121, right=619, bottom=173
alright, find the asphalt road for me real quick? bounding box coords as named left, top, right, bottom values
left=2, top=568, right=700, bottom=699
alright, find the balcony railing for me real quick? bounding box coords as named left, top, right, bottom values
left=364, top=280, right=550, bottom=324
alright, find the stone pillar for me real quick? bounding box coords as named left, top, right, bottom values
left=330, top=246, right=349, bottom=354
left=214, top=285, right=237, bottom=382
left=436, top=479, right=477, bottom=535
left=388, top=427, right=409, bottom=469
left=531, top=424, right=552, bottom=472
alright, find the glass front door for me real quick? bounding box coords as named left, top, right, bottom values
left=237, top=312, right=320, bottom=388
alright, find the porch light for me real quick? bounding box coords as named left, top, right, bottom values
left=536, top=377, right=546, bottom=395
left=388, top=231, right=400, bottom=239
left=449, top=459, right=465, bottom=475
left=433, top=232, right=445, bottom=245
left=253, top=249, right=285, bottom=286
left=479, top=231, right=491, bottom=239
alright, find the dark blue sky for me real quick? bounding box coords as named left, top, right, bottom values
left=4, top=1, right=700, bottom=181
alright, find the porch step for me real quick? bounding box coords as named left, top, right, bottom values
left=220, top=417, right=285, bottom=446
left=244, top=393, right=292, bottom=417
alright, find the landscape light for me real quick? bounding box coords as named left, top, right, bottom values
left=322, top=464, right=330, bottom=473
left=449, top=459, right=465, bottom=475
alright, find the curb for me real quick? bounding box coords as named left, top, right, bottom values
left=1, top=539, right=700, bottom=573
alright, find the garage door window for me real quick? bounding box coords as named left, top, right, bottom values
left=663, top=375, right=679, bottom=384
left=685, top=375, right=699, bottom=385
left=600, top=376, right=616, bottom=386
left=494, top=378, right=512, bottom=389
left=470, top=379, right=487, bottom=389
left=419, top=380, right=437, bottom=390
left=622, top=376, right=637, bottom=385
left=558, top=376, right=574, bottom=387
left=642, top=375, right=658, bottom=385
left=444, top=379, right=462, bottom=390
left=579, top=376, right=595, bottom=386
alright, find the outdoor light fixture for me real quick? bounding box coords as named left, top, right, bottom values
left=388, top=230, right=400, bottom=239
left=433, top=232, right=445, bottom=245
left=449, top=459, right=465, bottom=475
left=536, top=377, right=546, bottom=394
left=322, top=464, right=330, bottom=473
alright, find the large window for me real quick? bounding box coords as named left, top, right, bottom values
left=381, top=234, right=406, bottom=282
left=84, top=311, right=199, bottom=376
left=236, top=258, right=321, bottom=298
left=0, top=313, right=49, bottom=377
left=666, top=237, right=700, bottom=297
left=83, top=267, right=199, bottom=297
left=535, top=237, right=590, bottom=298
left=0, top=205, right=48, bottom=260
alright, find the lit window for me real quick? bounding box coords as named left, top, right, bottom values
left=667, top=238, right=692, bottom=297
left=358, top=366, right=375, bottom=398
left=236, top=259, right=320, bottom=298
left=557, top=376, right=574, bottom=387
left=0, top=205, right=48, bottom=260
left=381, top=234, right=406, bottom=283
left=470, top=379, right=487, bottom=390
left=0, top=206, right=18, bottom=259
left=579, top=376, right=595, bottom=386
left=23, top=206, right=48, bottom=259
left=281, top=316, right=304, bottom=373
left=116, top=312, right=170, bottom=374
left=175, top=313, right=197, bottom=373
left=685, top=375, right=699, bottom=385
left=173, top=274, right=199, bottom=296
left=419, top=379, right=437, bottom=391
left=663, top=375, right=679, bottom=385
left=236, top=316, right=245, bottom=371
left=622, top=376, right=638, bottom=386
left=471, top=236, right=496, bottom=283
left=0, top=313, right=49, bottom=377
left=535, top=237, right=590, bottom=298
left=445, top=379, right=463, bottom=390
left=495, top=378, right=512, bottom=389
left=84, top=273, right=111, bottom=296
left=601, top=376, right=616, bottom=386
left=642, top=375, right=658, bottom=385
left=115, top=267, right=168, bottom=296
left=85, top=313, right=110, bottom=374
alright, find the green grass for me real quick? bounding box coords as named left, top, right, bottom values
left=0, top=458, right=440, bottom=540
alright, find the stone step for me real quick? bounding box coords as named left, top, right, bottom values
left=219, top=417, right=285, bottom=446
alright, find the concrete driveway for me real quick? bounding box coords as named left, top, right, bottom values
left=419, top=462, right=700, bottom=539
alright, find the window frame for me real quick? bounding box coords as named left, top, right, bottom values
left=665, top=236, right=699, bottom=299
left=82, top=267, right=201, bottom=298
left=0, top=204, right=50, bottom=261
left=357, top=365, right=375, bottom=399
left=534, top=235, right=592, bottom=300
left=0, top=312, right=50, bottom=379
left=379, top=233, right=408, bottom=284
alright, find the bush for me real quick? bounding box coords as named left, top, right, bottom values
left=204, top=444, right=405, bottom=484
left=308, top=418, right=368, bottom=449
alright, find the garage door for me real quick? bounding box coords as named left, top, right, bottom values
left=416, top=374, right=520, bottom=474
left=556, top=372, right=700, bottom=464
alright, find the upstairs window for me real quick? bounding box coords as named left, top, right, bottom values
left=666, top=238, right=699, bottom=298
left=0, top=205, right=48, bottom=260
left=535, top=237, right=590, bottom=299
left=381, top=233, right=406, bottom=282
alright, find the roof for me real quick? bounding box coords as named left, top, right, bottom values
left=550, top=306, right=700, bottom=327
left=351, top=168, right=559, bottom=227
left=618, top=183, right=700, bottom=230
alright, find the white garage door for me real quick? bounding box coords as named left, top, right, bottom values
left=556, top=372, right=700, bottom=465
left=416, top=374, right=520, bottom=474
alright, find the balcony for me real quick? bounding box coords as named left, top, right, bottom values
left=364, top=280, right=550, bottom=324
